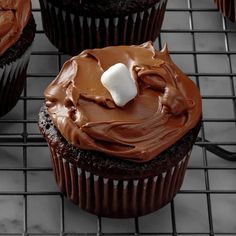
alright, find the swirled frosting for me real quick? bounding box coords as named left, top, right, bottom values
left=45, top=42, right=202, bottom=162
left=0, top=0, right=31, bottom=56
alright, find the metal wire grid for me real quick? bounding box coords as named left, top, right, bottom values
left=0, top=0, right=236, bottom=235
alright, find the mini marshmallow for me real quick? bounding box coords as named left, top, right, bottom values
left=101, top=63, right=138, bottom=107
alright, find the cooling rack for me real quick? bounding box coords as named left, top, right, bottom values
left=0, top=0, right=236, bottom=235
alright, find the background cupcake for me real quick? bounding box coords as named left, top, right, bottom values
left=38, top=42, right=202, bottom=218
left=0, top=0, right=36, bottom=117
left=214, top=0, right=236, bottom=22
left=39, top=0, right=168, bottom=55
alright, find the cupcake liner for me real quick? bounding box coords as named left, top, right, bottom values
left=0, top=45, right=32, bottom=117
left=49, top=145, right=192, bottom=218
left=39, top=0, right=168, bottom=55
left=214, top=0, right=236, bottom=22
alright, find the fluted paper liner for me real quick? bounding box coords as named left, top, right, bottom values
left=0, top=46, right=32, bottom=117
left=49, top=146, right=191, bottom=218
left=214, top=0, right=236, bottom=22
left=39, top=0, right=168, bottom=55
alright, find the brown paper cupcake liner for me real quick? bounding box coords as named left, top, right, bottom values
left=0, top=46, right=32, bottom=117
left=39, top=0, right=168, bottom=55
left=214, top=0, right=236, bottom=22
left=49, top=145, right=191, bottom=218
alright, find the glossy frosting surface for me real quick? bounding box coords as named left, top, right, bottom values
left=0, top=0, right=31, bottom=55
left=45, top=42, right=202, bottom=162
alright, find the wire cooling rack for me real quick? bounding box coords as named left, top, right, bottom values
left=0, top=0, right=236, bottom=235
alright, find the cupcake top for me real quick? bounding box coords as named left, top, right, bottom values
left=52, top=0, right=165, bottom=17
left=0, top=0, right=31, bottom=56
left=45, top=42, right=202, bottom=163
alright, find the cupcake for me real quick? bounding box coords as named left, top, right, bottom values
left=0, top=0, right=36, bottom=117
left=38, top=42, right=202, bottom=218
left=214, top=0, right=236, bottom=22
left=39, top=0, right=168, bottom=55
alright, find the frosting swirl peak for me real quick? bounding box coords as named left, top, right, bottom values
left=0, top=0, right=31, bottom=55
left=45, top=42, right=202, bottom=162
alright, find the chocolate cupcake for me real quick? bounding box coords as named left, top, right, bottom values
left=214, top=0, right=236, bottom=22
left=39, top=0, right=168, bottom=55
left=38, top=42, right=202, bottom=218
left=0, top=0, right=36, bottom=117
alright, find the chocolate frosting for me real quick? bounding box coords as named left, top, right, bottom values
left=0, top=0, right=31, bottom=56
left=45, top=42, right=202, bottom=162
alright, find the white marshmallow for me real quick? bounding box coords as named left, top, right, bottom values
left=101, top=63, right=138, bottom=107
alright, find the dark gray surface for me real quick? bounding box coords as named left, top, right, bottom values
left=0, top=0, right=236, bottom=234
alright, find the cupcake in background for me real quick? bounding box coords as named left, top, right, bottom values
left=39, top=42, right=202, bottom=218
left=214, top=0, right=236, bottom=22
left=0, top=0, right=36, bottom=117
left=39, top=0, right=168, bottom=55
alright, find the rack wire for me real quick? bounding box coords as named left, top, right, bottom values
left=0, top=0, right=236, bottom=235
